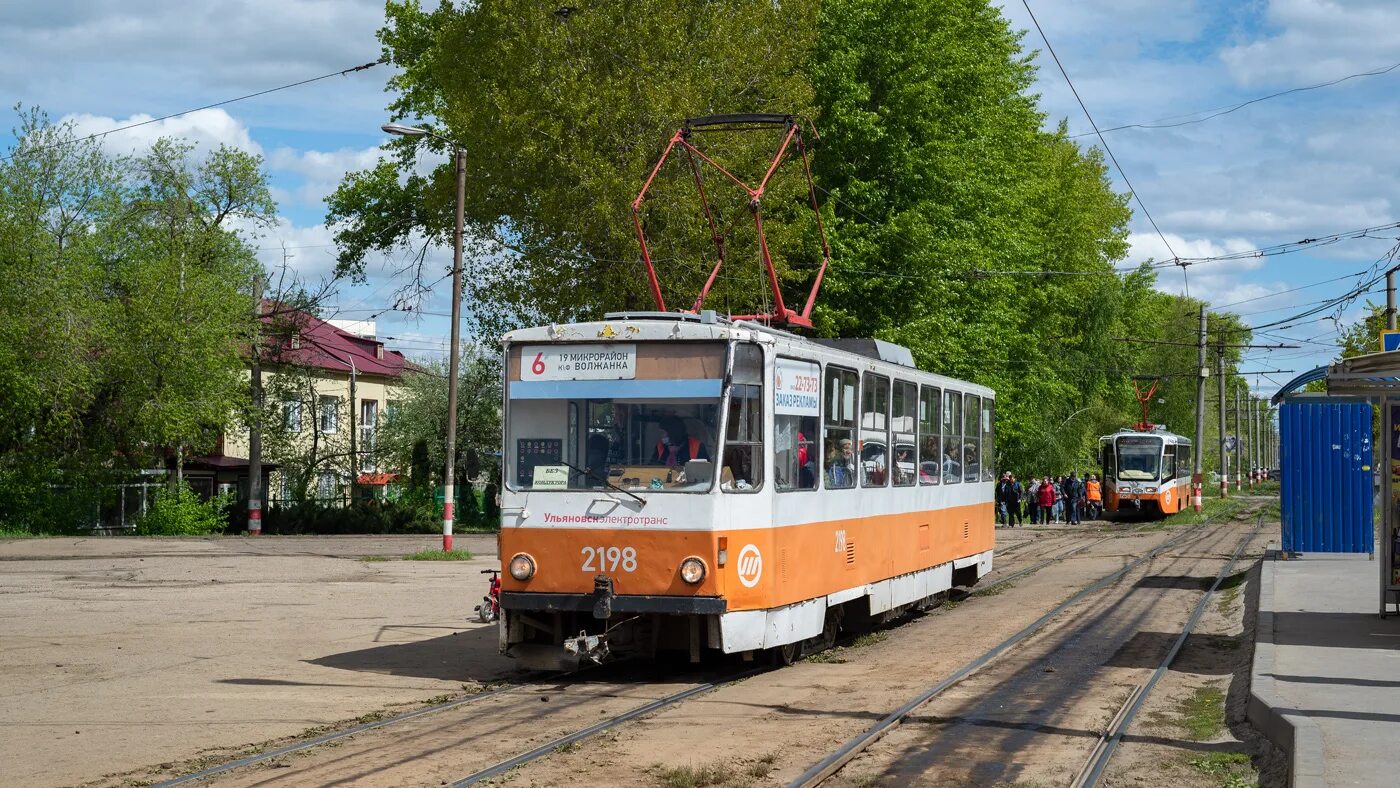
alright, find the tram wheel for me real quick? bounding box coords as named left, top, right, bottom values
left=772, top=641, right=799, bottom=666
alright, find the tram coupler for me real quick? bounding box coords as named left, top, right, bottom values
left=563, top=630, right=610, bottom=665
left=592, top=574, right=614, bottom=620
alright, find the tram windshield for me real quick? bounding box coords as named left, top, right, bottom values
left=505, top=341, right=733, bottom=493
left=1115, top=436, right=1163, bottom=481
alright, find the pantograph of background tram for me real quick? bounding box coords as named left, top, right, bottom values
left=1098, top=426, right=1193, bottom=517
left=495, top=315, right=996, bottom=669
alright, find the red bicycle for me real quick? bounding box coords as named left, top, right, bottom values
left=475, top=569, right=500, bottom=623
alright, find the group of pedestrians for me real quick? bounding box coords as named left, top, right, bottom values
left=994, top=471, right=1103, bottom=526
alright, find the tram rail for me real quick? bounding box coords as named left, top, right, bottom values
left=1069, top=515, right=1262, bottom=787
left=786, top=514, right=1252, bottom=788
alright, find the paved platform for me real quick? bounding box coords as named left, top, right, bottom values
left=1250, top=551, right=1400, bottom=787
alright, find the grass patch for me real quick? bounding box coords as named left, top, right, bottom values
left=651, top=754, right=777, bottom=788
left=358, top=555, right=388, bottom=562
left=402, top=548, right=474, bottom=561
left=850, top=631, right=887, bottom=648
left=1176, top=685, right=1228, bottom=740
left=1187, top=751, right=1255, bottom=787
left=651, top=762, right=732, bottom=788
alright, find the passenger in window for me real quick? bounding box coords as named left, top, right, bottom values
left=943, top=447, right=961, bottom=482
left=652, top=418, right=708, bottom=467
left=894, top=447, right=914, bottom=485
left=826, top=438, right=855, bottom=488
left=798, top=432, right=816, bottom=489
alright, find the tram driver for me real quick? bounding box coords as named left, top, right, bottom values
left=652, top=417, right=709, bottom=467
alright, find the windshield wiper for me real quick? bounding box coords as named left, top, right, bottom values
left=556, top=459, right=647, bottom=506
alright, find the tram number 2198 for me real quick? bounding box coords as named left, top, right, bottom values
left=581, top=546, right=638, bottom=573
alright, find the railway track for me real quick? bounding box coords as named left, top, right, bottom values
left=787, top=512, right=1261, bottom=787
left=146, top=519, right=1235, bottom=788
left=1069, top=515, right=1261, bottom=788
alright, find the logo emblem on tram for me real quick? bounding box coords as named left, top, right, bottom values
left=736, top=544, right=763, bottom=587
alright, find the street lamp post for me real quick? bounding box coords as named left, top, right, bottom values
left=383, top=123, right=466, bottom=552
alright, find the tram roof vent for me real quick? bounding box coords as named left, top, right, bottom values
left=811, top=338, right=916, bottom=368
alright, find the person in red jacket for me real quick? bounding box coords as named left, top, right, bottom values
left=1036, top=475, right=1056, bottom=524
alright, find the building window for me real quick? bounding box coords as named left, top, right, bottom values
left=319, top=396, right=339, bottom=434
left=283, top=401, right=302, bottom=433
left=360, top=400, right=378, bottom=458
left=316, top=470, right=337, bottom=501
left=823, top=366, right=858, bottom=489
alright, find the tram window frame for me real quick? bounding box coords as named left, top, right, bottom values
left=963, top=393, right=981, bottom=483
left=1162, top=443, right=1177, bottom=481
left=722, top=344, right=765, bottom=493
left=942, top=390, right=962, bottom=484
left=860, top=372, right=891, bottom=488
left=775, top=356, right=820, bottom=493
left=918, top=385, right=941, bottom=486
left=823, top=365, right=859, bottom=490
left=892, top=380, right=917, bottom=487
left=981, top=397, right=995, bottom=482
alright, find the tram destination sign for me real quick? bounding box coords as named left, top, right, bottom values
left=774, top=358, right=820, bottom=416
left=521, top=344, right=637, bottom=381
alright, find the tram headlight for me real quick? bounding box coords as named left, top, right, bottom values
left=679, top=556, right=707, bottom=585
left=509, top=553, right=536, bottom=581
left=1143, top=486, right=1158, bottom=493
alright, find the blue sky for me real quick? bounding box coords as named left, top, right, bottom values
left=5, top=0, right=1399, bottom=397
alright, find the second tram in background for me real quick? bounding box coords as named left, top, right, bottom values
left=1098, top=426, right=1193, bottom=517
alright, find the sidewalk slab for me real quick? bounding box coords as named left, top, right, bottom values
left=1250, top=552, right=1400, bottom=787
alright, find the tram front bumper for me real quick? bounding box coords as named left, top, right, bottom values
left=500, top=591, right=727, bottom=616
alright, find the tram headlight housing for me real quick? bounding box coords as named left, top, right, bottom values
left=679, top=556, right=707, bottom=585
left=1143, top=486, right=1158, bottom=493
left=509, top=553, right=536, bottom=581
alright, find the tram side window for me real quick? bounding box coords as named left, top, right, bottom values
left=1181, top=444, right=1192, bottom=478
left=919, top=386, right=941, bottom=486
left=861, top=373, right=890, bottom=487
left=824, top=366, right=858, bottom=489
left=775, top=357, right=820, bottom=492
left=723, top=345, right=764, bottom=492
left=892, top=381, right=917, bottom=486
left=1162, top=444, right=1176, bottom=480
left=981, top=398, right=995, bottom=482
left=963, top=393, right=980, bottom=483
left=942, top=390, right=962, bottom=484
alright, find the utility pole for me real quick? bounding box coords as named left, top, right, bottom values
left=1242, top=385, right=1252, bottom=489
left=248, top=274, right=263, bottom=535
left=1193, top=306, right=1207, bottom=512
left=1233, top=382, right=1242, bottom=491
left=381, top=123, right=466, bottom=552
left=1388, top=269, right=1397, bottom=330
left=1218, top=340, right=1228, bottom=498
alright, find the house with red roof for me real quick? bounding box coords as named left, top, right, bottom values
left=187, top=303, right=414, bottom=505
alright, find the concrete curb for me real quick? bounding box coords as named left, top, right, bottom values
left=1248, top=551, right=1327, bottom=788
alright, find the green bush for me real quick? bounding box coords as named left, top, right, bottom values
left=136, top=486, right=231, bottom=536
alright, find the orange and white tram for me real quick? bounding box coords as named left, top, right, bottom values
left=496, top=311, right=996, bottom=669
left=1098, top=427, right=1193, bottom=517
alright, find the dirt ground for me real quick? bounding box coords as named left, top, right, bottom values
left=2, top=520, right=1284, bottom=788
left=0, top=534, right=504, bottom=787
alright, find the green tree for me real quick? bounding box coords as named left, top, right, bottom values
left=327, top=0, right=821, bottom=333
left=0, top=109, right=272, bottom=532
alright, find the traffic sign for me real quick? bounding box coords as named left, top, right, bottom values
left=1383, top=330, right=1400, bottom=353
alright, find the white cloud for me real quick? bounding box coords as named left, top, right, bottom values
left=1221, top=0, right=1400, bottom=87
left=268, top=144, right=382, bottom=207
left=60, top=107, right=261, bottom=157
